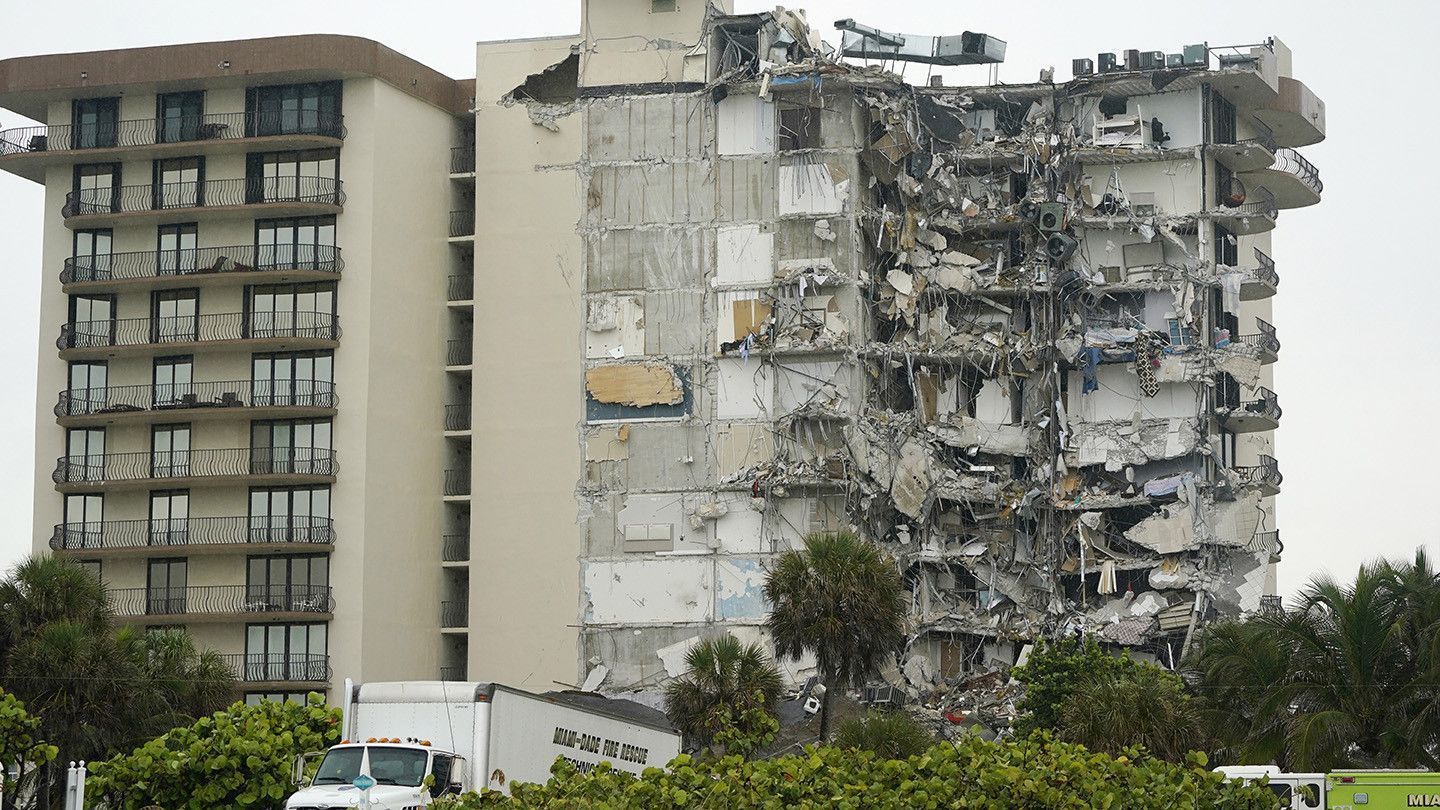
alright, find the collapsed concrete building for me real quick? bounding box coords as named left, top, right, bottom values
left=469, top=0, right=1323, bottom=695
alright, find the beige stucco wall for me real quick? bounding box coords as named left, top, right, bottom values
left=469, top=35, right=584, bottom=689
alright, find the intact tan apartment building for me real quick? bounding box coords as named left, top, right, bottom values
left=1, top=0, right=1324, bottom=703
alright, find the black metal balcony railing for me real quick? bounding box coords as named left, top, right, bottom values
left=52, top=447, right=338, bottom=485
left=1217, top=186, right=1278, bottom=221
left=49, top=516, right=335, bottom=551
left=441, top=600, right=468, bottom=628
left=221, top=653, right=332, bottom=683
left=1237, top=318, right=1281, bottom=358
left=1214, top=119, right=1278, bottom=154
left=0, top=111, right=346, bottom=157
left=57, top=312, right=340, bottom=351
left=449, top=210, right=474, bottom=238
left=63, top=244, right=343, bottom=285
left=1271, top=147, right=1322, bottom=196
left=56, top=379, right=336, bottom=418
left=443, top=533, right=470, bottom=563
left=447, top=339, right=473, bottom=366
left=1235, top=454, right=1283, bottom=492
left=110, top=584, right=334, bottom=618
left=1258, top=594, right=1283, bottom=616
left=444, top=469, right=470, bottom=497
left=62, top=177, right=345, bottom=218
left=1248, top=530, right=1283, bottom=557
left=1251, top=247, right=1278, bottom=290
left=450, top=146, right=476, bottom=174
left=445, top=404, right=472, bottom=431
left=447, top=274, right=474, bottom=301
left=1236, top=386, right=1282, bottom=422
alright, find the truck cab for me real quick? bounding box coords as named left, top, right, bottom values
left=286, top=740, right=465, bottom=809
left=1214, top=765, right=1325, bottom=808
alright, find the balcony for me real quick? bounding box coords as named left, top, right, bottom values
left=447, top=339, right=473, bottom=367
left=221, top=653, right=331, bottom=686
left=1211, top=186, right=1277, bottom=235
left=56, top=379, right=336, bottom=426
left=1247, top=530, right=1283, bottom=558
left=50, top=516, right=334, bottom=556
left=441, top=600, right=468, bottom=629
left=62, top=244, right=342, bottom=291
left=444, top=469, right=470, bottom=498
left=1235, top=454, right=1282, bottom=497
left=1254, top=76, right=1326, bottom=148
left=1243, top=147, right=1321, bottom=209
left=444, top=404, right=471, bottom=432
left=62, top=177, right=345, bottom=227
left=450, top=146, right=476, bottom=175
left=1209, top=121, right=1278, bottom=173
left=442, top=534, right=470, bottom=563
left=1221, top=386, right=1281, bottom=433
left=110, top=584, right=334, bottom=622
left=447, top=274, right=474, bottom=302
left=52, top=448, right=338, bottom=492
left=449, top=210, right=474, bottom=239
left=1234, top=318, right=1280, bottom=365
left=57, top=312, right=340, bottom=359
left=0, top=112, right=345, bottom=181
left=1257, top=594, right=1284, bottom=617
left=1239, top=248, right=1278, bottom=301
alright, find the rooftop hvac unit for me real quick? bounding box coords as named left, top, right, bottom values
left=1182, top=43, right=1208, bottom=66
left=1098, top=52, right=1119, bottom=72
left=1124, top=49, right=1141, bottom=70
left=1038, top=202, right=1066, bottom=233
left=834, top=19, right=1007, bottom=66
left=1072, top=58, right=1094, bottom=76
left=1138, top=51, right=1165, bottom=70
left=1166, top=53, right=1184, bottom=68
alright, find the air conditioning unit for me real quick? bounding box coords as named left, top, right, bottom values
left=1138, top=51, right=1165, bottom=70
left=1124, top=49, right=1141, bottom=70
left=1072, top=58, right=1095, bottom=77
left=1165, top=53, right=1184, bottom=68
left=1182, top=43, right=1208, bottom=66
left=1100, top=266, right=1124, bottom=284
left=1038, top=202, right=1066, bottom=233
left=1129, top=191, right=1157, bottom=216
left=1098, top=52, right=1119, bottom=73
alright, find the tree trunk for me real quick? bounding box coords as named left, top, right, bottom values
left=818, top=674, right=834, bottom=743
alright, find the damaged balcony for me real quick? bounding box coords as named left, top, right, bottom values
left=220, top=653, right=331, bottom=690
left=62, top=177, right=345, bottom=227
left=1241, top=147, right=1321, bottom=209
left=49, top=516, right=334, bottom=556
left=1211, top=186, right=1278, bottom=235
left=109, top=584, right=334, bottom=623
left=0, top=111, right=344, bottom=182
left=1234, top=454, right=1283, bottom=496
left=61, top=244, right=342, bottom=292
left=57, top=312, right=340, bottom=359
left=1221, top=386, right=1281, bottom=433
left=1233, top=318, right=1280, bottom=364
left=1208, top=121, right=1278, bottom=173
left=52, top=448, right=338, bottom=492
left=1237, top=247, right=1278, bottom=300
left=55, top=379, right=337, bottom=426
left=1253, top=76, right=1326, bottom=148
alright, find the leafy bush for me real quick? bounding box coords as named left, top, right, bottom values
left=86, top=693, right=340, bottom=809
left=832, top=710, right=932, bottom=760
left=0, top=688, right=57, bottom=803
left=434, top=734, right=1279, bottom=809
left=1010, top=637, right=1142, bottom=735
left=1058, top=662, right=1205, bottom=761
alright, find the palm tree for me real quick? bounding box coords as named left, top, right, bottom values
left=1190, top=549, right=1440, bottom=771
left=1056, top=662, right=1205, bottom=761
left=0, top=555, right=110, bottom=656
left=834, top=711, right=932, bottom=759
left=664, top=635, right=782, bottom=754
left=765, top=531, right=906, bottom=741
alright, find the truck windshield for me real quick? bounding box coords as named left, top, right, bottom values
left=367, top=747, right=430, bottom=787
left=312, top=747, right=363, bottom=785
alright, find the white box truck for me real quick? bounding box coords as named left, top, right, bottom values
left=285, top=680, right=680, bottom=809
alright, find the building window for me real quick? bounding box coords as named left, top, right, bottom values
left=151, top=424, right=192, bottom=478
left=252, top=351, right=333, bottom=407
left=157, top=223, right=199, bottom=275
left=78, top=559, right=103, bottom=583
left=63, top=493, right=104, bottom=549
left=249, top=486, right=331, bottom=542
left=72, top=163, right=120, bottom=214
left=150, top=490, right=190, bottom=546
left=652, top=0, right=678, bottom=11
left=245, top=622, right=326, bottom=681
left=1208, top=89, right=1237, bottom=146
left=156, top=91, right=204, bottom=144
left=251, top=419, right=332, bottom=475
left=65, top=361, right=108, bottom=417
left=1213, top=223, right=1238, bottom=267
left=146, top=558, right=187, bottom=615
left=245, top=149, right=339, bottom=204
left=777, top=102, right=820, bottom=151
left=255, top=216, right=336, bottom=271
left=68, top=294, right=115, bottom=348
left=247, top=282, right=335, bottom=338
left=72, top=229, right=113, bottom=282
left=152, top=356, right=194, bottom=409
left=152, top=289, right=199, bottom=343
left=245, top=554, right=328, bottom=611
left=72, top=97, right=119, bottom=149
left=246, top=81, right=342, bottom=138
left=65, top=428, right=105, bottom=483
left=153, top=157, right=204, bottom=209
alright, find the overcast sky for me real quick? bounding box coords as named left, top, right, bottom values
left=0, top=1, right=1434, bottom=596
